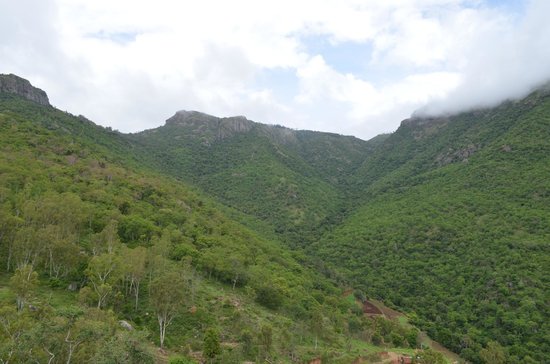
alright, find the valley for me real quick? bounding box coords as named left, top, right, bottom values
left=0, top=74, right=548, bottom=363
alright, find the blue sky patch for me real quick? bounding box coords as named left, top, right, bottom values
left=300, top=35, right=374, bottom=76
left=255, top=68, right=298, bottom=103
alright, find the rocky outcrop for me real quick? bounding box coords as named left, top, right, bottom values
left=217, top=116, right=254, bottom=139
left=164, top=110, right=255, bottom=144
left=164, top=110, right=301, bottom=144
left=436, top=144, right=479, bottom=166
left=0, top=74, right=50, bottom=106
left=118, top=320, right=134, bottom=331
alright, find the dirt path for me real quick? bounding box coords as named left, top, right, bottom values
left=369, top=299, right=461, bottom=363
left=343, top=289, right=461, bottom=363
left=371, top=299, right=402, bottom=320
left=363, top=300, right=383, bottom=315
left=418, top=332, right=462, bottom=363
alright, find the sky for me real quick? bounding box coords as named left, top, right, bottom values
left=1, top=0, right=549, bottom=140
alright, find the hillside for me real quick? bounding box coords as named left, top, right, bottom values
left=128, top=110, right=380, bottom=246
left=127, top=85, right=550, bottom=362
left=0, top=76, right=435, bottom=363
left=1, top=74, right=549, bottom=364
left=312, top=87, right=550, bottom=363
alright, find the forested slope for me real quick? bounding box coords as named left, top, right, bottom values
left=0, top=91, right=426, bottom=363
left=312, top=87, right=550, bottom=363
left=128, top=111, right=378, bottom=246
left=2, top=73, right=549, bottom=364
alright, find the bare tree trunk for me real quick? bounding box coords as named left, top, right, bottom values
left=134, top=281, right=140, bottom=310
left=48, top=249, right=53, bottom=277
left=65, top=330, right=79, bottom=364
left=158, top=316, right=166, bottom=348
left=232, top=272, right=240, bottom=290
left=45, top=347, right=55, bottom=364
left=6, top=244, right=12, bottom=271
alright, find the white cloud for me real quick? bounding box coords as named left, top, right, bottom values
left=1, top=0, right=548, bottom=139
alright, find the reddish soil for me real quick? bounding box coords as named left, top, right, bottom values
left=363, top=300, right=383, bottom=315
left=371, top=299, right=402, bottom=320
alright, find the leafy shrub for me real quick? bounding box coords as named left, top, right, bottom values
left=168, top=356, right=195, bottom=364
left=255, top=285, right=284, bottom=310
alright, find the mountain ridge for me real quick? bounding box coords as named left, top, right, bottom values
left=1, top=74, right=548, bottom=363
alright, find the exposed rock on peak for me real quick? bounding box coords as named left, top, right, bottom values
left=164, top=110, right=255, bottom=142
left=0, top=74, right=50, bottom=106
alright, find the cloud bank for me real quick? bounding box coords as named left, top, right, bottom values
left=1, top=0, right=549, bottom=139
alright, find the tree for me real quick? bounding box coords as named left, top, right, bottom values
left=309, top=307, right=324, bottom=350
left=91, top=220, right=120, bottom=255
left=12, top=226, right=42, bottom=269
left=47, top=235, right=81, bottom=279
left=10, top=264, right=38, bottom=311
left=479, top=341, right=506, bottom=364
left=130, top=247, right=147, bottom=310
left=0, top=205, right=22, bottom=272
left=150, top=270, right=186, bottom=348
left=91, top=330, right=155, bottom=364
left=279, top=323, right=298, bottom=362
left=85, top=253, right=121, bottom=308
left=255, top=284, right=284, bottom=310
left=0, top=305, right=33, bottom=362
left=118, top=215, right=157, bottom=245
left=229, top=256, right=246, bottom=290
left=120, top=246, right=147, bottom=310
left=64, top=309, right=114, bottom=364
left=203, top=328, right=221, bottom=362
left=414, top=348, right=446, bottom=364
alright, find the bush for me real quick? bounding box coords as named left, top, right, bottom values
left=203, top=328, right=221, bottom=359
left=48, top=277, right=63, bottom=288
left=372, top=332, right=384, bottom=346
left=168, top=356, right=195, bottom=364
left=255, top=285, right=284, bottom=310
left=353, top=289, right=366, bottom=302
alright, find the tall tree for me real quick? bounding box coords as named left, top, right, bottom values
left=149, top=269, right=186, bottom=348
left=120, top=246, right=147, bottom=310
left=309, top=307, right=324, bottom=350
left=85, top=253, right=121, bottom=308
left=10, top=264, right=38, bottom=311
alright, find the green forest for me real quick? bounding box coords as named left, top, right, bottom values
left=0, top=75, right=548, bottom=363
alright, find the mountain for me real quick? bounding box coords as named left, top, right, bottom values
left=128, top=85, right=549, bottom=362
left=312, top=86, right=550, bottom=363
left=128, top=110, right=381, bottom=245
left=1, top=74, right=549, bottom=363
left=0, top=76, right=428, bottom=363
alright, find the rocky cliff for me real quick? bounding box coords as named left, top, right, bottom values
left=0, top=74, right=50, bottom=106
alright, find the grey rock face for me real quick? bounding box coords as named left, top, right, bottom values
left=118, top=320, right=134, bottom=331
left=0, top=74, right=50, bottom=106
left=165, top=110, right=301, bottom=145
